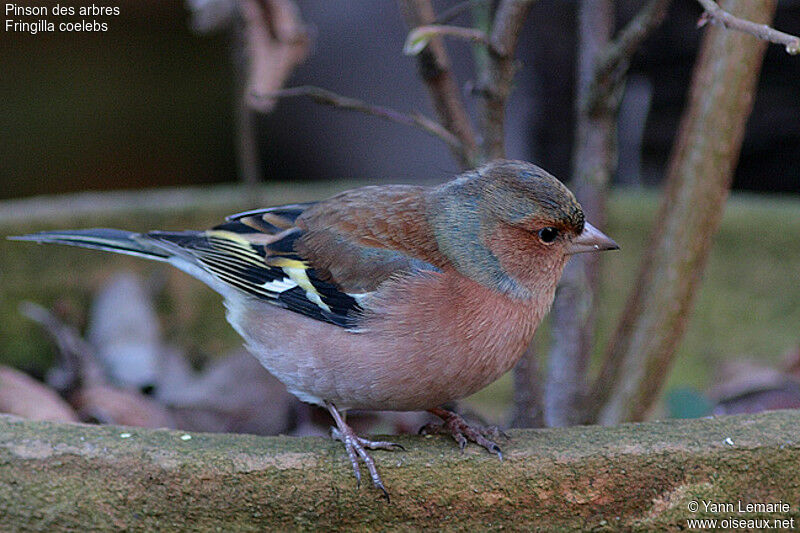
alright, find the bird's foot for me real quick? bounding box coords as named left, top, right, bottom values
left=325, top=401, right=402, bottom=501
left=421, top=407, right=507, bottom=459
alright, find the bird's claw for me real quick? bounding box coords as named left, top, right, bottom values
left=421, top=409, right=506, bottom=460
left=330, top=426, right=401, bottom=502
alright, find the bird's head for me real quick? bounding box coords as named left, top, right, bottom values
left=427, top=160, right=618, bottom=299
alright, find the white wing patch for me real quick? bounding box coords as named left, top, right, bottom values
left=259, top=278, right=299, bottom=293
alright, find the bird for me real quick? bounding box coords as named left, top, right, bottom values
left=12, top=159, right=618, bottom=499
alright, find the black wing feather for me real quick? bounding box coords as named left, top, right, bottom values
left=147, top=228, right=362, bottom=328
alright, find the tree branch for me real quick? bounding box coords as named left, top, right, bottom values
left=488, top=0, right=534, bottom=57
left=238, top=0, right=311, bottom=112
left=232, top=0, right=311, bottom=183
left=3, top=411, right=800, bottom=529
left=696, top=0, right=800, bottom=55
left=434, top=0, right=489, bottom=25
left=235, top=96, right=263, bottom=185
left=258, top=85, right=462, bottom=152
left=592, top=0, right=778, bottom=424
left=584, top=0, right=673, bottom=116
left=544, top=0, right=614, bottom=428
left=545, top=0, right=671, bottom=427
left=486, top=2, right=536, bottom=411
left=477, top=0, right=535, bottom=160
left=398, top=0, right=480, bottom=168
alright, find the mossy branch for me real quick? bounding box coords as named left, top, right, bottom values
left=2, top=411, right=800, bottom=530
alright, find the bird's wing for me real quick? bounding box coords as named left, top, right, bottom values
left=153, top=192, right=438, bottom=329
left=227, top=186, right=441, bottom=294
left=147, top=223, right=362, bottom=329
left=225, top=203, right=315, bottom=233
left=14, top=191, right=439, bottom=329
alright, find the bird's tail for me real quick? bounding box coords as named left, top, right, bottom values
left=8, top=229, right=172, bottom=262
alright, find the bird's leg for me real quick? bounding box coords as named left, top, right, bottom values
left=420, top=407, right=506, bottom=459
left=325, top=401, right=403, bottom=501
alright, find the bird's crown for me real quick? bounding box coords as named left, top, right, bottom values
left=460, top=160, right=584, bottom=234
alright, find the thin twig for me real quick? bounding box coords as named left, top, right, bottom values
left=257, top=85, right=462, bottom=151
left=696, top=0, right=800, bottom=55
left=404, top=24, right=490, bottom=55
left=236, top=85, right=263, bottom=185
left=584, top=0, right=673, bottom=115
left=399, top=0, right=480, bottom=168
left=603, top=0, right=673, bottom=70
left=234, top=0, right=310, bottom=185
left=470, top=0, right=492, bottom=81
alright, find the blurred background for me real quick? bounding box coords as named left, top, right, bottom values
left=1, top=0, right=799, bottom=433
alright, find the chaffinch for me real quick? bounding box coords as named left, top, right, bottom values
left=13, top=160, right=618, bottom=499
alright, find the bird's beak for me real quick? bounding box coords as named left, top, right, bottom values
left=567, top=222, right=619, bottom=255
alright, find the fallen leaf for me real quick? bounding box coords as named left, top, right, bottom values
left=0, top=366, right=80, bottom=423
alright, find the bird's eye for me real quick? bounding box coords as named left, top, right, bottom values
left=538, top=227, right=559, bottom=244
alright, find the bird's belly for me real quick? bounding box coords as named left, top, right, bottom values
left=224, top=296, right=533, bottom=411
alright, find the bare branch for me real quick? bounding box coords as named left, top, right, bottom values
left=544, top=0, right=614, bottom=428
left=489, top=0, right=535, bottom=57
left=584, top=0, right=672, bottom=115
left=399, top=0, right=480, bottom=168
left=257, top=85, right=462, bottom=152
left=483, top=1, right=537, bottom=422
left=602, top=0, right=673, bottom=75
left=234, top=0, right=311, bottom=184
left=404, top=24, right=490, bottom=56
left=546, top=0, right=671, bottom=427
left=235, top=98, right=262, bottom=185
left=477, top=0, right=535, bottom=160
left=696, top=0, right=800, bottom=55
